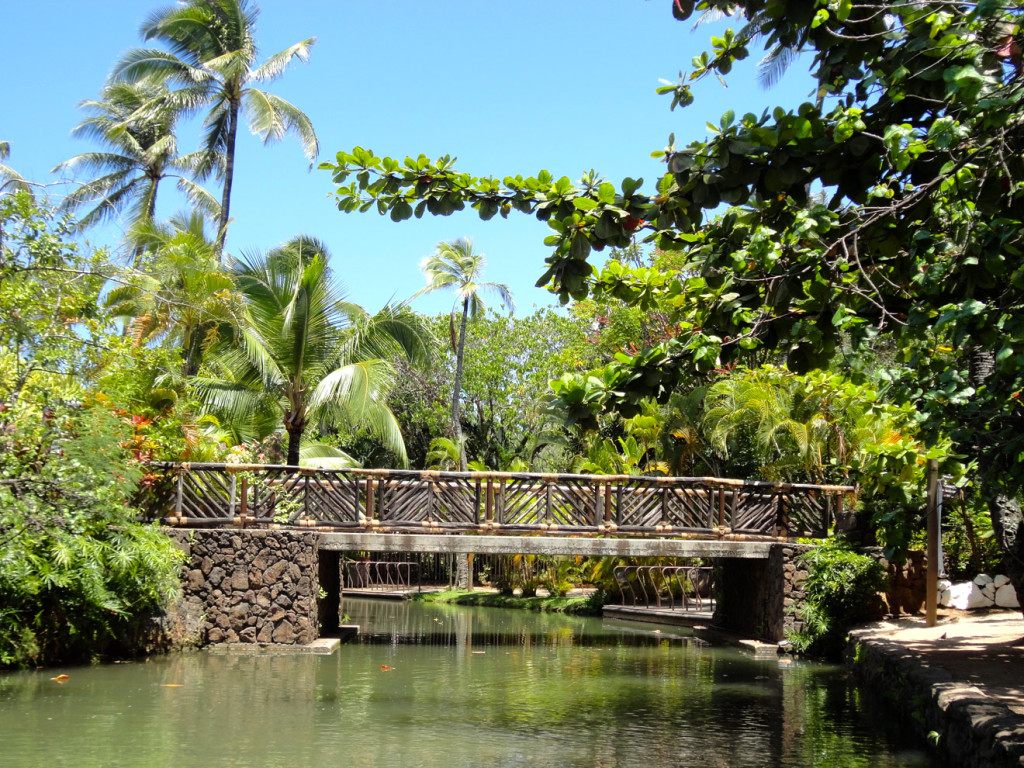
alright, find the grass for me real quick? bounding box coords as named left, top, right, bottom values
left=410, top=590, right=603, bottom=615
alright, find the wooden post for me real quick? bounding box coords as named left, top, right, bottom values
left=717, top=488, right=726, bottom=529
left=174, top=468, right=184, bottom=519
left=366, top=477, right=375, bottom=521
left=486, top=479, right=494, bottom=524
left=926, top=458, right=940, bottom=627
left=239, top=474, right=249, bottom=528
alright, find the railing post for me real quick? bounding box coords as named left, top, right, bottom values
left=777, top=493, right=789, bottom=537
left=302, top=473, right=310, bottom=522
left=174, top=467, right=184, bottom=523
left=486, top=479, right=495, bottom=525
left=717, top=487, right=726, bottom=530
left=239, top=474, right=249, bottom=529
left=365, top=477, right=375, bottom=523
left=545, top=479, right=553, bottom=525
left=229, top=473, right=237, bottom=522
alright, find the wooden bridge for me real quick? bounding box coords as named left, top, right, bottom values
left=146, top=463, right=853, bottom=558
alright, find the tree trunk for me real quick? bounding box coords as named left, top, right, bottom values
left=988, top=493, right=1024, bottom=614
left=455, top=552, right=472, bottom=590
left=451, top=298, right=470, bottom=472
left=450, top=299, right=472, bottom=589
left=285, top=418, right=304, bottom=467
left=216, top=98, right=239, bottom=260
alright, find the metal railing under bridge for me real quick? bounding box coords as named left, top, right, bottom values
left=342, top=560, right=420, bottom=592
left=144, top=463, right=854, bottom=540
left=614, top=565, right=715, bottom=612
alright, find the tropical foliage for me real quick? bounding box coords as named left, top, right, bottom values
left=0, top=196, right=183, bottom=667
left=323, top=0, right=1024, bottom=601
left=195, top=236, right=431, bottom=466
left=114, top=0, right=318, bottom=251
left=53, top=80, right=220, bottom=236
left=413, top=238, right=514, bottom=470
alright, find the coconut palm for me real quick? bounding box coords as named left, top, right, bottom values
left=0, top=142, right=34, bottom=198
left=113, top=0, right=317, bottom=254
left=53, top=81, right=220, bottom=245
left=104, top=213, right=239, bottom=375
left=194, top=236, right=431, bottom=466
left=414, top=238, right=514, bottom=471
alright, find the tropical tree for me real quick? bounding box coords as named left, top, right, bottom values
left=0, top=142, right=34, bottom=199
left=195, top=236, right=431, bottom=466
left=114, top=0, right=317, bottom=253
left=322, top=1, right=1024, bottom=605
left=413, top=238, right=513, bottom=471
left=104, top=213, right=239, bottom=376
left=53, top=81, right=220, bottom=248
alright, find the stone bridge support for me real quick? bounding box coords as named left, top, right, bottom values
left=713, top=543, right=812, bottom=642
left=169, top=530, right=322, bottom=645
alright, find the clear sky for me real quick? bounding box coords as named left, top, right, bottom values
left=1, top=1, right=815, bottom=316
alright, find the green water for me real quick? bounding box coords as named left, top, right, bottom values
left=0, top=598, right=935, bottom=768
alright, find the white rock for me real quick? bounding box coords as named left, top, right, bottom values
left=982, top=584, right=996, bottom=599
left=974, top=573, right=994, bottom=587
left=967, top=583, right=995, bottom=609
left=939, top=588, right=953, bottom=608
left=947, top=582, right=974, bottom=610
left=995, top=584, right=1020, bottom=609
left=994, top=574, right=1010, bottom=589
left=938, top=579, right=952, bottom=592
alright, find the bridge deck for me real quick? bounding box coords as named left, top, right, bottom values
left=318, top=532, right=776, bottom=558
left=145, top=463, right=853, bottom=544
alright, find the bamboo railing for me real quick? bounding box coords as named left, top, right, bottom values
left=142, top=463, right=855, bottom=540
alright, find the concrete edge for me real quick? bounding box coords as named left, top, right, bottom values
left=205, top=634, right=353, bottom=656
left=847, top=628, right=1024, bottom=767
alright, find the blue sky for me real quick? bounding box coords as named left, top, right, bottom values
left=1, top=1, right=815, bottom=316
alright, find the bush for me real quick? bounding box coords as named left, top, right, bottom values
left=0, top=406, right=183, bottom=668
left=788, top=541, right=886, bottom=659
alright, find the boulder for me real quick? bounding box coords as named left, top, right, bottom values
left=967, top=582, right=995, bottom=609
left=995, top=584, right=1021, bottom=608
left=994, top=574, right=1011, bottom=589
left=947, top=582, right=974, bottom=610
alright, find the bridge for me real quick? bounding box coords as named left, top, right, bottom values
left=148, top=463, right=854, bottom=645
left=147, top=462, right=853, bottom=557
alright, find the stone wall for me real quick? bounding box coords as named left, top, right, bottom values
left=861, top=548, right=927, bottom=615
left=848, top=632, right=1024, bottom=767
left=713, top=543, right=812, bottom=641
left=168, top=530, right=320, bottom=645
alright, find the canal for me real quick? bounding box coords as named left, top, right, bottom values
left=0, top=598, right=934, bottom=767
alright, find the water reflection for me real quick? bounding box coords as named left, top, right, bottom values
left=0, top=598, right=935, bottom=768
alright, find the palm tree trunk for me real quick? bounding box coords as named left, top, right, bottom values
left=286, top=426, right=303, bottom=467
left=216, top=98, right=240, bottom=259
left=285, top=408, right=306, bottom=467
left=452, top=298, right=470, bottom=472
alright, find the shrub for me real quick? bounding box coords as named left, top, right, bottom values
left=788, top=541, right=886, bottom=659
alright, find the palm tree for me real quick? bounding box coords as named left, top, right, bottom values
left=0, top=142, right=34, bottom=198
left=195, top=236, right=431, bottom=466
left=113, top=0, right=318, bottom=254
left=53, top=81, right=220, bottom=247
left=414, top=238, right=514, bottom=471
left=104, top=213, right=239, bottom=375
